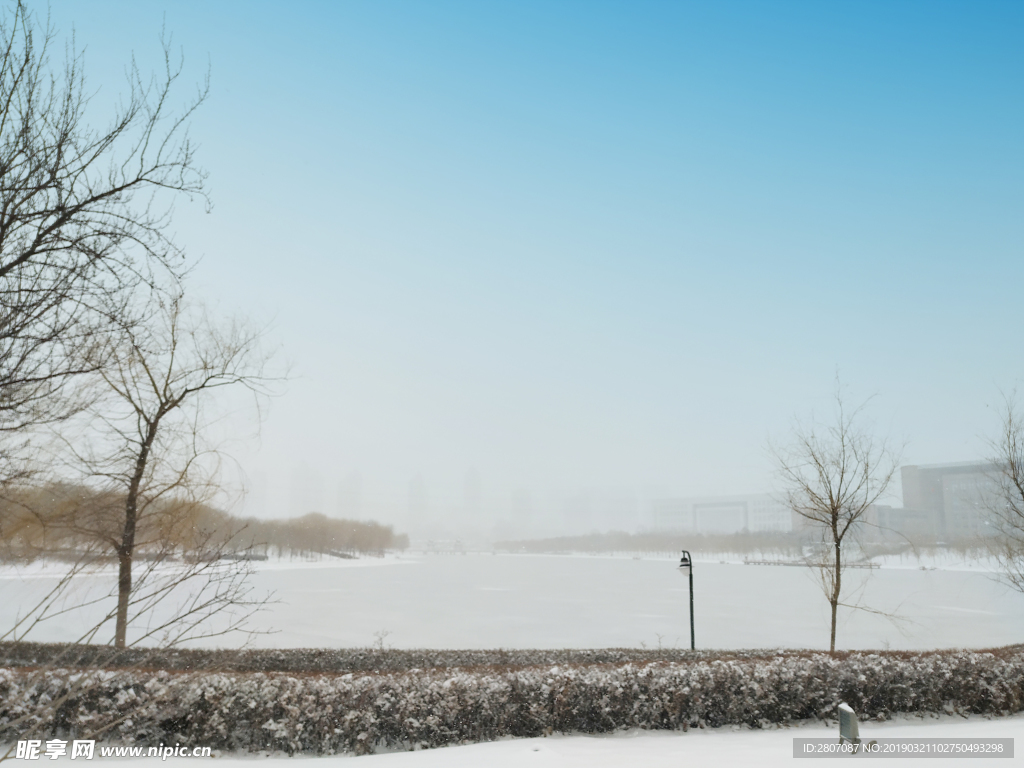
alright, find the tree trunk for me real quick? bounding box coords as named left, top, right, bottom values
left=114, top=548, right=132, bottom=649
left=114, top=419, right=159, bottom=649
left=114, top=475, right=141, bottom=648
left=830, top=539, right=842, bottom=653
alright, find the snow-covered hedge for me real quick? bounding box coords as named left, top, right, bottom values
left=0, top=641, right=849, bottom=673
left=2, top=650, right=1022, bottom=755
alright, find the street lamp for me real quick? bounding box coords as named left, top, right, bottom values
left=678, top=550, right=695, bottom=650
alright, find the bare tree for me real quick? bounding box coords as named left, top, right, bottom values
left=49, top=294, right=281, bottom=648
left=0, top=518, right=274, bottom=763
left=987, top=394, right=1024, bottom=592
left=1, top=492, right=268, bottom=648
left=770, top=387, right=901, bottom=652
left=0, top=5, right=264, bottom=756
left=0, top=293, right=281, bottom=760
left=0, top=1, right=207, bottom=484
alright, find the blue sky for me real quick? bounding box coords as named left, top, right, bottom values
left=47, top=1, right=1024, bottom=534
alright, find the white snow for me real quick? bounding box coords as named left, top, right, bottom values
left=3, top=553, right=1023, bottom=650
left=23, top=713, right=1021, bottom=767
left=351, top=715, right=1024, bottom=767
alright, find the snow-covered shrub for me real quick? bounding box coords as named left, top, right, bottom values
left=2, top=648, right=1022, bottom=755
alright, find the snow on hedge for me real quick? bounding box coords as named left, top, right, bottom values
left=2, top=649, right=1023, bottom=756
left=0, top=642, right=862, bottom=673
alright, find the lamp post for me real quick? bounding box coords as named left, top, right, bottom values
left=678, top=550, right=695, bottom=650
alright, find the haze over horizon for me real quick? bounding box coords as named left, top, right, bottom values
left=47, top=1, right=1023, bottom=538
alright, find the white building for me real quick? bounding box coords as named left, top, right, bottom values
left=901, top=462, right=1002, bottom=539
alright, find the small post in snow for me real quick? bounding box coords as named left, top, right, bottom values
left=838, top=702, right=860, bottom=746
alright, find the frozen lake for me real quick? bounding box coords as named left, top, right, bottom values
left=4, top=553, right=1023, bottom=651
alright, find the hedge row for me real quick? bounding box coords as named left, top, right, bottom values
left=0, top=641, right=840, bottom=674
left=6, top=641, right=1020, bottom=675
left=2, top=649, right=1023, bottom=756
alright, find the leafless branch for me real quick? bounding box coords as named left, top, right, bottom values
left=0, top=1, right=208, bottom=489
left=985, top=392, right=1024, bottom=593
left=769, top=379, right=902, bottom=652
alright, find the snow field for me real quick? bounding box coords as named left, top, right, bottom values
left=3, top=554, right=1024, bottom=650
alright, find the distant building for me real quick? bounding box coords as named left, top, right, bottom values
left=872, top=504, right=933, bottom=540
left=900, top=462, right=1001, bottom=539
left=651, top=494, right=794, bottom=534
left=650, top=461, right=1004, bottom=541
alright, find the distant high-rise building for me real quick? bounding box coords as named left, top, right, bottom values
left=900, top=462, right=1000, bottom=539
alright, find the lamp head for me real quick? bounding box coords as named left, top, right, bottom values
left=678, top=550, right=692, bottom=574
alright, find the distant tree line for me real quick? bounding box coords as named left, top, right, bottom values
left=0, top=483, right=407, bottom=561
left=230, top=512, right=409, bottom=558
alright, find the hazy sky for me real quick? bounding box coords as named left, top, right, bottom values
left=48, top=1, right=1024, bottom=533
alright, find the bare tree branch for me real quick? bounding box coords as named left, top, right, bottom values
left=43, top=293, right=284, bottom=648
left=986, top=392, right=1024, bottom=593
left=769, top=379, right=902, bottom=652
left=0, top=2, right=209, bottom=488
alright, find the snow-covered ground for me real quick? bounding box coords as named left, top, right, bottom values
left=2, top=553, right=1023, bottom=651
left=353, top=714, right=1024, bottom=767
left=23, top=713, right=1020, bottom=766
